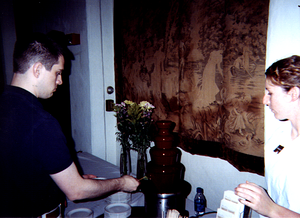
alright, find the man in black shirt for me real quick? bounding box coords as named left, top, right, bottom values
left=0, top=33, right=139, bottom=217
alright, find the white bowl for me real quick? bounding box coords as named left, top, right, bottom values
left=106, top=191, right=131, bottom=204
left=66, top=208, right=93, bottom=218
left=104, top=203, right=131, bottom=218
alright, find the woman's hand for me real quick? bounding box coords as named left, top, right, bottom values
left=235, top=181, right=275, bottom=217
left=235, top=181, right=300, bottom=218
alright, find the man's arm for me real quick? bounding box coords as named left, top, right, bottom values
left=50, top=162, right=139, bottom=201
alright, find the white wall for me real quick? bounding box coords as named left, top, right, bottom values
left=63, top=0, right=93, bottom=155
left=181, top=151, right=265, bottom=212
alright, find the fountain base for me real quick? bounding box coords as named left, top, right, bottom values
left=141, top=180, right=191, bottom=218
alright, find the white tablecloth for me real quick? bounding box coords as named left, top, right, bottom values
left=64, top=152, right=144, bottom=217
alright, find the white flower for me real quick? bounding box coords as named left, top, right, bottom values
left=139, top=101, right=155, bottom=110
left=124, top=100, right=134, bottom=105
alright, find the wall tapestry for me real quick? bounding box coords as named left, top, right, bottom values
left=114, top=0, right=269, bottom=175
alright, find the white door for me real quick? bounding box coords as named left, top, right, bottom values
left=86, top=0, right=118, bottom=165
left=101, top=0, right=119, bottom=165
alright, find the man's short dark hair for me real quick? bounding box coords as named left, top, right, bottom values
left=13, top=33, right=64, bottom=74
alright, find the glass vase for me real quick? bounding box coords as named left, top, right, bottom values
left=136, top=148, right=147, bottom=179
left=120, top=147, right=131, bottom=176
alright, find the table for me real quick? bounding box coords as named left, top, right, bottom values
left=64, top=152, right=217, bottom=218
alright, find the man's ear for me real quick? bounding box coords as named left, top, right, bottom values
left=289, top=87, right=300, bottom=101
left=32, top=62, right=43, bottom=78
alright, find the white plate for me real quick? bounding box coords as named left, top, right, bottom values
left=66, top=208, right=93, bottom=218
left=104, top=203, right=131, bottom=218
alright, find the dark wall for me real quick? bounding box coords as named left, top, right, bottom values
left=0, top=31, right=6, bottom=93
left=12, top=0, right=76, bottom=157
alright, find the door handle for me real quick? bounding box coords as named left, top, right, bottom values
left=107, top=86, right=114, bottom=94
left=106, top=99, right=114, bottom=111
left=106, top=86, right=115, bottom=111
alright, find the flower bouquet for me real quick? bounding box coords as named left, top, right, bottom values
left=114, top=100, right=155, bottom=177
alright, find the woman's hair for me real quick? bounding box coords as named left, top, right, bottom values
left=265, top=55, right=300, bottom=92
left=13, top=33, right=63, bottom=74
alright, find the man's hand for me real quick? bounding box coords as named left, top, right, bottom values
left=118, top=175, right=140, bottom=192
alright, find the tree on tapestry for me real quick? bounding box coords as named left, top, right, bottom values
left=114, top=0, right=268, bottom=174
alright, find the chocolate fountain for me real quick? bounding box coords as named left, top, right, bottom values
left=142, top=120, right=191, bottom=218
